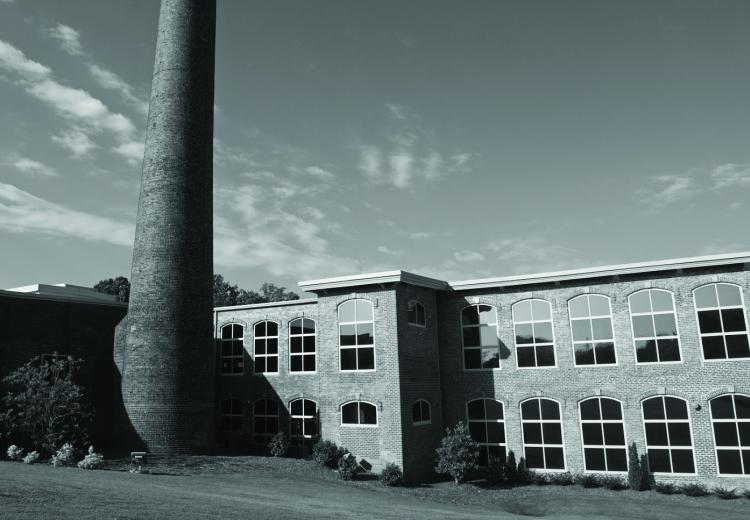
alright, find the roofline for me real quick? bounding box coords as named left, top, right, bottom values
left=298, top=270, right=449, bottom=292
left=449, top=251, right=750, bottom=291
left=0, top=289, right=128, bottom=308
left=214, top=297, right=318, bottom=312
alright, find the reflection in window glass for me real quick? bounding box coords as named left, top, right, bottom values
left=341, top=401, right=377, bottom=425
left=514, top=300, right=556, bottom=368
left=254, top=321, right=279, bottom=374
left=629, top=289, right=681, bottom=364
left=461, top=305, right=500, bottom=370
left=521, top=398, right=566, bottom=470
left=710, top=394, right=750, bottom=475
left=467, top=399, right=506, bottom=466
left=570, top=295, right=616, bottom=366
left=641, top=396, right=695, bottom=474
left=579, top=397, right=627, bottom=472
left=290, top=398, right=318, bottom=448
left=694, top=284, right=750, bottom=361
left=412, top=400, right=431, bottom=425
left=408, top=301, right=426, bottom=327
left=290, top=318, right=316, bottom=373
left=253, top=399, right=279, bottom=445
left=339, top=300, right=375, bottom=371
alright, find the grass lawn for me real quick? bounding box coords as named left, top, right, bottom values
left=1, top=457, right=748, bottom=519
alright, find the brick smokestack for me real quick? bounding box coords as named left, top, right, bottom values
left=120, top=0, right=216, bottom=453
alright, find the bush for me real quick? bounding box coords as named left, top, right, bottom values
left=338, top=452, right=359, bottom=481
left=654, top=482, right=679, bottom=495
left=680, top=483, right=709, bottom=497
left=639, top=454, right=653, bottom=490
left=504, top=451, right=518, bottom=484
left=6, top=444, right=24, bottom=461
left=22, top=451, right=40, bottom=464
left=380, top=463, right=403, bottom=487
left=601, top=475, right=628, bottom=490
left=312, top=440, right=346, bottom=468
left=77, top=445, right=104, bottom=470
left=548, top=472, right=575, bottom=486
left=531, top=472, right=549, bottom=485
left=485, top=454, right=507, bottom=485
left=516, top=457, right=533, bottom=485
left=50, top=442, right=76, bottom=467
left=576, top=474, right=603, bottom=488
left=742, top=489, right=750, bottom=499
left=627, top=443, right=644, bottom=491
left=712, top=486, right=739, bottom=500
left=268, top=431, right=289, bottom=457
left=434, top=422, right=479, bottom=484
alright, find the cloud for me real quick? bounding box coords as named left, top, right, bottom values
left=304, top=165, right=334, bottom=180
left=711, top=163, right=750, bottom=189
left=48, top=23, right=83, bottom=56
left=377, top=245, right=403, bottom=256
left=11, top=157, right=58, bottom=178
left=487, top=236, right=581, bottom=274
left=0, top=40, right=51, bottom=78
left=113, top=140, right=145, bottom=165
left=397, top=230, right=451, bottom=240
left=638, top=174, right=698, bottom=208
left=385, top=102, right=406, bottom=120
left=0, top=183, right=133, bottom=245
left=51, top=126, right=97, bottom=157
left=357, top=144, right=472, bottom=189
left=454, top=250, right=485, bottom=262
left=88, top=64, right=149, bottom=116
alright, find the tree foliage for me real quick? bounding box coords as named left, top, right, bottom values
left=0, top=355, right=92, bottom=454
left=435, top=422, right=479, bottom=484
left=93, top=276, right=131, bottom=303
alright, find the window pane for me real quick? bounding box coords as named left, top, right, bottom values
left=290, top=336, right=302, bottom=354
left=648, top=449, right=671, bottom=473
left=221, top=326, right=232, bottom=339
left=585, top=448, right=606, bottom=471
left=726, top=335, right=750, bottom=358
left=463, top=326, right=480, bottom=347
left=541, top=399, right=560, bottom=420
left=545, top=448, right=565, bottom=469
left=657, top=339, right=680, bottom=362
left=591, top=318, right=613, bottom=341
left=671, top=450, right=695, bottom=474
left=342, top=403, right=357, bottom=424
left=653, top=314, right=677, bottom=337
left=642, top=398, right=664, bottom=420
left=569, top=297, right=589, bottom=319
left=462, top=306, right=479, bottom=325
left=479, top=326, right=498, bottom=347
left=255, top=339, right=266, bottom=355
left=485, top=400, right=504, bottom=420
left=291, top=399, right=303, bottom=416
left=339, top=301, right=356, bottom=322
left=478, top=305, right=495, bottom=324
left=702, top=336, right=726, bottom=359
left=632, top=315, right=655, bottom=338
left=522, top=399, right=540, bottom=420
left=340, top=324, right=356, bottom=346
left=534, top=322, right=553, bottom=343
left=356, top=300, right=373, bottom=321
left=340, top=348, right=357, bottom=370
left=412, top=402, right=421, bottom=422
left=594, top=342, right=616, bottom=364
left=517, top=346, right=536, bottom=368
left=266, top=356, right=278, bottom=373
left=356, top=322, right=374, bottom=345
left=698, top=310, right=722, bottom=334
left=254, top=321, right=266, bottom=337
left=290, top=355, right=302, bottom=372
left=629, top=291, right=652, bottom=313
left=736, top=396, right=750, bottom=418
left=513, top=301, right=532, bottom=322
left=717, top=450, right=743, bottom=474
left=531, top=300, right=551, bottom=321
left=636, top=340, right=658, bottom=363
left=722, top=309, right=747, bottom=333
left=290, top=319, right=302, bottom=335
left=717, top=284, right=742, bottom=307
left=572, top=320, right=592, bottom=342
left=303, top=336, right=315, bottom=352
left=651, top=291, right=674, bottom=312
left=606, top=449, right=627, bottom=471
left=738, top=423, right=750, bottom=445
left=304, top=399, right=317, bottom=416
left=358, top=347, right=375, bottom=370
left=408, top=302, right=417, bottom=324
left=523, top=423, right=542, bottom=444
left=543, top=423, right=563, bottom=444
left=467, top=400, right=485, bottom=420
left=714, top=423, right=739, bottom=446
left=481, top=349, right=500, bottom=369
left=645, top=423, right=668, bottom=446
left=422, top=402, right=431, bottom=421
left=575, top=343, right=595, bottom=365
left=664, top=397, right=688, bottom=419
left=694, top=285, right=718, bottom=309
left=668, top=423, right=692, bottom=446
left=469, top=422, right=487, bottom=443
left=589, top=295, right=610, bottom=316
left=582, top=423, right=603, bottom=445
left=711, top=396, right=735, bottom=419
left=486, top=422, right=505, bottom=444
left=580, top=399, right=600, bottom=420
left=603, top=423, right=625, bottom=445
left=360, top=403, right=377, bottom=424
left=525, top=447, right=544, bottom=469
left=515, top=323, right=534, bottom=344
left=536, top=345, right=556, bottom=366
left=464, top=348, right=481, bottom=369
left=304, top=355, right=315, bottom=372
left=266, top=322, right=278, bottom=336
left=302, top=319, right=315, bottom=333
left=601, top=399, right=622, bottom=420
left=266, top=338, right=278, bottom=354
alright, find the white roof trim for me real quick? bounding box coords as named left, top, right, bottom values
left=298, top=270, right=449, bottom=292
left=449, top=251, right=750, bottom=291
left=214, top=297, right=318, bottom=312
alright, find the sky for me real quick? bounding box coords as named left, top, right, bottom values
left=1, top=0, right=749, bottom=296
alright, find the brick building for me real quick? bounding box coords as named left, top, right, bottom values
left=215, top=252, right=750, bottom=486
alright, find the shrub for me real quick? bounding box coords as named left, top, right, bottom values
left=742, top=489, right=750, bottom=499
left=654, top=482, right=679, bottom=495
left=504, top=450, right=518, bottom=484
left=434, top=422, right=479, bottom=484
left=639, top=454, right=653, bottom=490
left=680, top=483, right=709, bottom=497
left=77, top=446, right=104, bottom=470
left=627, top=443, right=644, bottom=491
left=601, top=475, right=628, bottom=490
left=50, top=442, right=76, bottom=467
left=338, top=452, right=359, bottom=481
left=712, top=486, right=739, bottom=500
left=576, top=474, right=602, bottom=488
left=531, top=472, right=549, bottom=485
left=22, top=451, right=40, bottom=464
left=548, top=472, right=575, bottom=486
left=380, top=463, right=403, bottom=487
left=6, top=444, right=24, bottom=461
left=485, top=454, right=507, bottom=485
left=516, top=457, right=533, bottom=485
left=312, top=440, right=346, bottom=468
left=268, top=431, right=289, bottom=457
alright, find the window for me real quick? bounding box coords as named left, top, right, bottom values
left=408, top=300, right=426, bottom=327
left=253, top=398, right=279, bottom=445
left=219, top=399, right=243, bottom=432
left=710, top=394, right=750, bottom=475
left=570, top=294, right=616, bottom=366
left=694, top=283, right=750, bottom=361
left=339, top=299, right=375, bottom=371
left=641, top=396, right=695, bottom=474
left=341, top=401, right=377, bottom=426
left=220, top=324, right=244, bottom=375
left=412, top=400, right=431, bottom=425
left=521, top=398, right=566, bottom=470
left=253, top=321, right=279, bottom=374
left=467, top=399, right=505, bottom=466
left=290, top=398, right=318, bottom=447
left=461, top=304, right=499, bottom=370
left=514, top=299, right=556, bottom=368
left=289, top=318, right=316, bottom=373
left=579, top=397, right=627, bottom=472
left=629, top=289, right=680, bottom=364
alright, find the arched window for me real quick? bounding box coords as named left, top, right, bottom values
left=408, top=300, right=426, bottom=327
left=641, top=396, right=695, bottom=474
left=253, top=321, right=279, bottom=374
left=220, top=323, right=244, bottom=375
left=467, top=398, right=505, bottom=466
left=290, top=398, right=318, bottom=447
left=694, top=283, right=750, bottom=361
left=513, top=299, right=556, bottom=368
left=219, top=399, right=243, bottom=431
left=629, top=289, right=680, bottom=364
left=338, top=299, right=375, bottom=371
left=570, top=294, right=616, bottom=366
left=412, top=400, right=431, bottom=426
left=579, top=397, right=627, bottom=472
left=709, top=394, right=750, bottom=475
left=253, top=398, right=279, bottom=445
left=521, top=398, right=565, bottom=470
left=341, top=401, right=377, bottom=426
left=289, top=318, right=316, bottom=373
left=461, top=304, right=499, bottom=370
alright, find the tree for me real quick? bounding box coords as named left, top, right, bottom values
left=0, top=355, right=93, bottom=454
left=259, top=282, right=299, bottom=302
left=435, top=422, right=479, bottom=484
left=94, top=276, right=130, bottom=303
